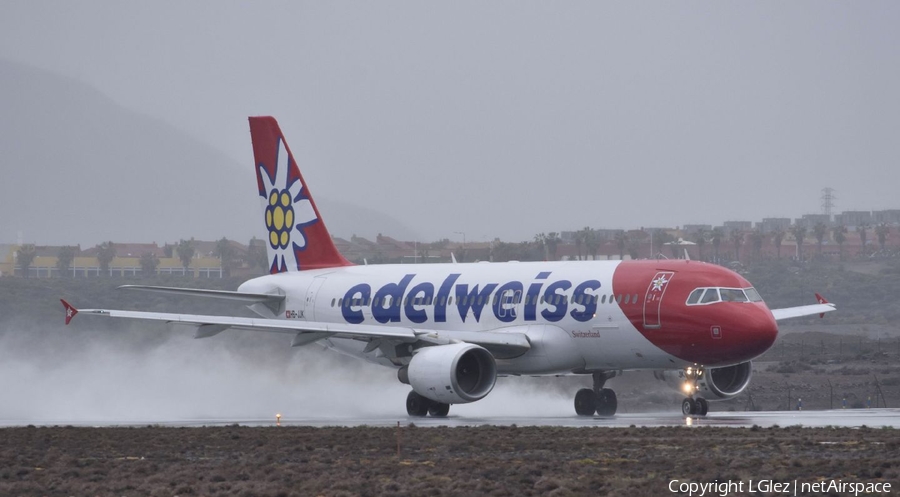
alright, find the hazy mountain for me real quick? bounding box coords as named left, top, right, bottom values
left=0, top=59, right=419, bottom=247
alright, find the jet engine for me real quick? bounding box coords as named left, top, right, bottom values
left=404, top=343, right=497, bottom=404
left=655, top=362, right=753, bottom=400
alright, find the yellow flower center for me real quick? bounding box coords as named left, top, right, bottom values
left=265, top=188, right=295, bottom=249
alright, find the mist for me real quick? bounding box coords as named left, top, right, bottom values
left=0, top=319, right=627, bottom=424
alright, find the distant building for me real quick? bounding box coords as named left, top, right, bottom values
left=682, top=224, right=713, bottom=234
left=723, top=221, right=752, bottom=232
left=834, top=210, right=873, bottom=228
left=873, top=210, right=900, bottom=225
left=794, top=214, right=832, bottom=228
left=757, top=218, right=791, bottom=233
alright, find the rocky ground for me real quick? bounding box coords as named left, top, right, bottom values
left=1, top=425, right=897, bottom=496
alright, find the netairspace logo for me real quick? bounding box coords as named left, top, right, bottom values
left=668, top=479, right=892, bottom=496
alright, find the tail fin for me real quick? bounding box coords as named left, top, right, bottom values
left=248, top=116, right=351, bottom=272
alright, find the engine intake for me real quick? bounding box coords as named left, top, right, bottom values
left=407, top=343, right=497, bottom=404
left=655, top=362, right=753, bottom=400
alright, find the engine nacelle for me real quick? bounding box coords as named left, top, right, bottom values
left=654, top=362, right=753, bottom=401
left=407, top=343, right=497, bottom=404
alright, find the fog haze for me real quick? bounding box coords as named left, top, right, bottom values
left=2, top=2, right=899, bottom=243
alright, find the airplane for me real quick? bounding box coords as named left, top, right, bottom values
left=61, top=116, right=836, bottom=418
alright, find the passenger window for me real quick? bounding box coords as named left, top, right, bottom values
left=616, top=294, right=622, bottom=303
left=624, top=294, right=630, bottom=304
left=330, top=298, right=335, bottom=307
left=687, top=289, right=704, bottom=305
left=439, top=296, right=445, bottom=306
left=448, top=297, right=453, bottom=305
left=700, top=289, right=720, bottom=304
left=601, top=295, right=607, bottom=304
left=633, top=294, right=639, bottom=304
left=338, top=298, right=343, bottom=307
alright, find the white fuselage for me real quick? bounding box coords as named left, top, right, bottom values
left=238, top=261, right=691, bottom=374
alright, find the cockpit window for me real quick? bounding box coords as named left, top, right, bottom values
left=700, top=288, right=720, bottom=304
left=720, top=288, right=749, bottom=302
left=744, top=287, right=763, bottom=302
left=687, top=289, right=704, bottom=305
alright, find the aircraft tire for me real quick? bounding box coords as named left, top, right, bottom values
left=574, top=388, right=597, bottom=416
left=406, top=391, right=431, bottom=417
left=681, top=397, right=697, bottom=416
left=696, top=397, right=709, bottom=416
left=596, top=388, right=617, bottom=417
left=428, top=402, right=450, bottom=417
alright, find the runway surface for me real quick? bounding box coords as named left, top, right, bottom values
left=3, top=408, right=898, bottom=429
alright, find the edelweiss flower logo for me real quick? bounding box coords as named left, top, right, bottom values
left=259, top=138, right=317, bottom=272
left=651, top=275, right=668, bottom=292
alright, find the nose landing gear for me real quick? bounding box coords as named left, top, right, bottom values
left=574, top=371, right=618, bottom=417
left=681, top=367, right=709, bottom=416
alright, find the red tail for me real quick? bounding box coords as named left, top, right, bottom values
left=248, top=116, right=351, bottom=272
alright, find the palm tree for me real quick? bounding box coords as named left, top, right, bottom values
left=710, top=228, right=724, bottom=262
left=215, top=237, right=237, bottom=277
left=139, top=252, right=160, bottom=277
left=96, top=241, right=116, bottom=276
left=875, top=223, right=890, bottom=253
left=247, top=237, right=268, bottom=271
left=614, top=231, right=629, bottom=260
left=582, top=227, right=599, bottom=260
left=772, top=227, right=786, bottom=259
left=729, top=229, right=744, bottom=262
left=833, top=225, right=847, bottom=261
left=857, top=224, right=870, bottom=257
left=790, top=225, right=807, bottom=260
left=812, top=222, right=829, bottom=257
left=693, top=229, right=708, bottom=261
left=545, top=232, right=560, bottom=261
left=573, top=231, right=584, bottom=260
left=176, top=239, right=195, bottom=274
left=16, top=244, right=36, bottom=278
left=56, top=245, right=77, bottom=277
left=749, top=229, right=765, bottom=262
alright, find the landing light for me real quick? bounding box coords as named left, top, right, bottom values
left=276, top=413, right=282, bottom=426
left=682, top=382, right=693, bottom=394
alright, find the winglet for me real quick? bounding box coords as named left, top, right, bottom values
left=61, top=299, right=78, bottom=325
left=815, top=293, right=829, bottom=318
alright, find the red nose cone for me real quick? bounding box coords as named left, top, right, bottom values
left=737, top=307, right=779, bottom=361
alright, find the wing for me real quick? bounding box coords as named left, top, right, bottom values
left=59, top=300, right=530, bottom=359
left=769, top=293, right=836, bottom=321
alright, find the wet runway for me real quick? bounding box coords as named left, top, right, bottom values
left=4, top=408, right=899, bottom=429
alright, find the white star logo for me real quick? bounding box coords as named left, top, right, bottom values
left=66, top=309, right=73, bottom=318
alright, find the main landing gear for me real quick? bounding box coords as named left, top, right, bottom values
left=406, top=391, right=450, bottom=418
left=682, top=397, right=708, bottom=416
left=574, top=371, right=618, bottom=417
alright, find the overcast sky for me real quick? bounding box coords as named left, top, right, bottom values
left=2, top=1, right=898, bottom=243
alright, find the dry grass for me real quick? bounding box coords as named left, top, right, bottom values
left=1, top=425, right=897, bottom=496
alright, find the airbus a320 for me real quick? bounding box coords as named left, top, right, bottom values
left=62, top=116, right=835, bottom=418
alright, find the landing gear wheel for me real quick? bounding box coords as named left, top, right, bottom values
left=682, top=397, right=697, bottom=416
left=406, top=391, right=430, bottom=417
left=428, top=402, right=450, bottom=417
left=696, top=398, right=709, bottom=416
left=574, top=388, right=597, bottom=416
left=595, top=388, right=617, bottom=417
